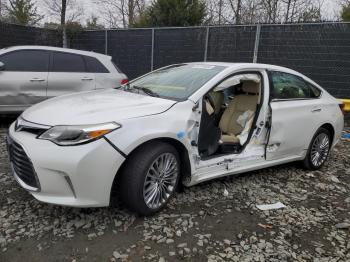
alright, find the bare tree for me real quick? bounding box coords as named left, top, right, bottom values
left=242, top=0, right=323, bottom=24
left=205, top=0, right=325, bottom=25
left=218, top=0, right=223, bottom=24
left=204, top=0, right=216, bottom=24
left=205, top=0, right=247, bottom=25
left=281, top=0, right=324, bottom=22
left=282, top=0, right=305, bottom=22
left=206, top=0, right=278, bottom=25
left=96, top=0, right=145, bottom=28
left=240, top=1, right=265, bottom=23
left=260, top=0, right=282, bottom=23
left=205, top=0, right=224, bottom=24
left=236, top=0, right=242, bottom=23
left=339, top=0, right=350, bottom=7
left=227, top=0, right=243, bottom=24
left=0, top=0, right=6, bottom=18
left=43, top=0, right=83, bottom=47
left=299, top=0, right=324, bottom=21
left=283, top=0, right=293, bottom=21
left=44, top=0, right=82, bottom=23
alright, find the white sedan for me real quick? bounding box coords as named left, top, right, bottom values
left=7, top=63, right=344, bottom=215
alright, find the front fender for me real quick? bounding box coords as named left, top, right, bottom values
left=104, top=110, right=194, bottom=159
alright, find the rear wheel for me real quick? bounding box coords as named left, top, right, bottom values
left=119, top=142, right=180, bottom=216
left=302, top=127, right=331, bottom=170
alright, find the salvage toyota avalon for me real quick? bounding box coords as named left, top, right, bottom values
left=7, top=63, right=344, bottom=215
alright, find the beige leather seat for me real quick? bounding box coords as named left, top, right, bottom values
left=219, top=81, right=260, bottom=143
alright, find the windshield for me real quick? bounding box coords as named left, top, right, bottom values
left=127, top=64, right=226, bottom=101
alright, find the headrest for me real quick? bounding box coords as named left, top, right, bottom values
left=242, top=81, right=259, bottom=94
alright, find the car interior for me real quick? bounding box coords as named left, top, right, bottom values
left=197, top=73, right=262, bottom=158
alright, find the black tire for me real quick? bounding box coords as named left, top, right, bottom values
left=302, top=127, right=331, bottom=170
left=119, top=141, right=180, bottom=216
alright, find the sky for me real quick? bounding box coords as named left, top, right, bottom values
left=322, top=0, right=342, bottom=19
left=38, top=0, right=342, bottom=26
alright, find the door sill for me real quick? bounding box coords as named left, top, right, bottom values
left=187, top=155, right=302, bottom=186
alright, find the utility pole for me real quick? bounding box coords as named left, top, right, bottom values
left=236, top=0, right=242, bottom=24
left=0, top=0, right=3, bottom=18
left=218, top=0, right=223, bottom=24
left=61, top=0, right=67, bottom=48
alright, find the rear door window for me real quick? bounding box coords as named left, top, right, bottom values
left=0, top=50, right=49, bottom=72
left=52, top=52, right=86, bottom=73
left=270, top=71, right=316, bottom=99
left=84, top=56, right=109, bottom=73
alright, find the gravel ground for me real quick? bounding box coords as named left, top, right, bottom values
left=0, top=122, right=349, bottom=262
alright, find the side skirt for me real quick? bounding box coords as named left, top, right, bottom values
left=185, top=155, right=303, bottom=186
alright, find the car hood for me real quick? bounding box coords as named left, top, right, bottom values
left=22, top=89, right=177, bottom=126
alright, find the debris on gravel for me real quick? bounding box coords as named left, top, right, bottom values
left=0, top=127, right=349, bottom=261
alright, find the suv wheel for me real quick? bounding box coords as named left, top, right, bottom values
left=119, top=142, right=180, bottom=215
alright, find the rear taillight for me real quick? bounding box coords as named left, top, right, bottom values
left=339, top=103, right=345, bottom=114
left=120, top=79, right=128, bottom=85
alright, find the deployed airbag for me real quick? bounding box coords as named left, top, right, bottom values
left=237, top=110, right=255, bottom=145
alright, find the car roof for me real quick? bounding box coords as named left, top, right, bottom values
left=2, top=45, right=111, bottom=60
left=184, top=61, right=325, bottom=94
left=185, top=62, right=304, bottom=77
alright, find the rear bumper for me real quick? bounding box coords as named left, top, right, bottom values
left=332, top=112, right=344, bottom=148
left=8, top=123, right=125, bottom=207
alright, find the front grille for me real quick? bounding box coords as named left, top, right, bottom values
left=7, top=136, right=40, bottom=190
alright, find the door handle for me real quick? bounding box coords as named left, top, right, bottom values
left=311, top=108, right=322, bottom=113
left=30, top=78, right=45, bottom=82
left=81, top=77, right=93, bottom=81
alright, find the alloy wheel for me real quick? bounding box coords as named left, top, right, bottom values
left=143, top=153, right=179, bottom=209
left=310, top=133, right=330, bottom=167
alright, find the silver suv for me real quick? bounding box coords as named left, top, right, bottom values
left=0, top=46, right=128, bottom=113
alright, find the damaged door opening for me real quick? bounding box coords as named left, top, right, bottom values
left=197, top=71, right=265, bottom=160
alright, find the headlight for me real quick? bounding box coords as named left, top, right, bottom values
left=38, top=122, right=120, bottom=146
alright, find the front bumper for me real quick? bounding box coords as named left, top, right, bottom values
left=7, top=123, right=125, bottom=207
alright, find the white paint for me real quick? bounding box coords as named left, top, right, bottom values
left=8, top=62, right=344, bottom=208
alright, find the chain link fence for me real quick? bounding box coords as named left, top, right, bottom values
left=257, top=23, right=350, bottom=98
left=1, top=22, right=350, bottom=98
left=0, top=22, right=61, bottom=48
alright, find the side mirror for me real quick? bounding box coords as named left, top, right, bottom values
left=0, top=61, right=4, bottom=71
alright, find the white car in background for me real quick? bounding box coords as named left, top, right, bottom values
left=7, top=63, right=344, bottom=215
left=0, top=46, right=128, bottom=113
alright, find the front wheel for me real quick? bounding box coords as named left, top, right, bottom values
left=302, top=127, right=331, bottom=170
left=119, top=142, right=180, bottom=216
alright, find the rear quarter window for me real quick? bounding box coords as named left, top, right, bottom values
left=307, top=82, right=322, bottom=98
left=85, top=56, right=109, bottom=73
left=112, top=61, right=123, bottom=73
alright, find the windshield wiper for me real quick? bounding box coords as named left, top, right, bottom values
left=130, top=85, right=159, bottom=97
